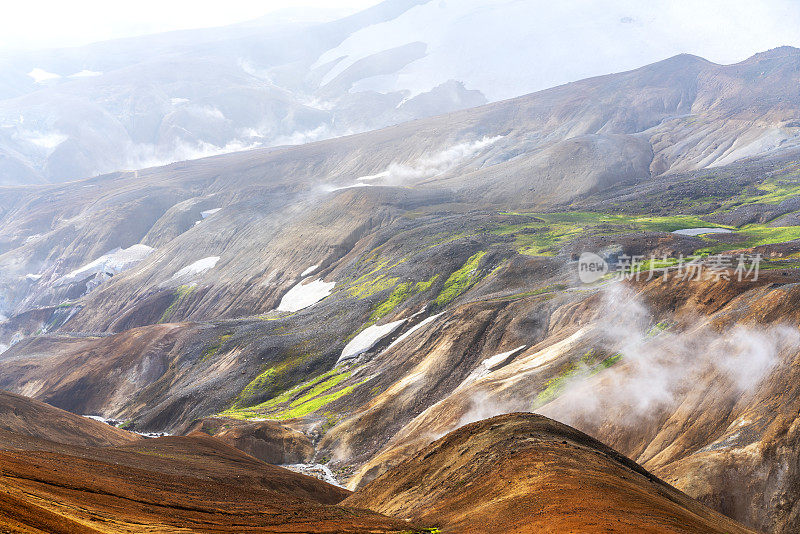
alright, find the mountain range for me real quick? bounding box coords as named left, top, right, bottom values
left=2, top=0, right=798, bottom=185
left=2, top=3, right=800, bottom=533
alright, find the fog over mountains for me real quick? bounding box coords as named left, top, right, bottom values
left=1, top=0, right=799, bottom=185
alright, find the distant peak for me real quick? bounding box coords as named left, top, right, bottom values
left=637, top=52, right=713, bottom=73
left=741, top=46, right=800, bottom=64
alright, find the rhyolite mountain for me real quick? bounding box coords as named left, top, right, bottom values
left=2, top=0, right=797, bottom=186
left=2, top=47, right=800, bottom=533
left=0, top=391, right=754, bottom=533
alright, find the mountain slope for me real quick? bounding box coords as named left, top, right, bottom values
left=2, top=0, right=799, bottom=185
left=0, top=389, right=138, bottom=448
left=0, top=390, right=421, bottom=533
left=3, top=49, right=800, bottom=533
left=2, top=49, right=799, bottom=327
left=345, top=413, right=757, bottom=534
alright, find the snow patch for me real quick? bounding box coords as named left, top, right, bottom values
left=338, top=319, right=407, bottom=364
left=278, top=279, right=335, bottom=312
left=387, top=313, right=444, bottom=350
left=201, top=208, right=221, bottom=219
left=458, top=345, right=528, bottom=391
left=69, top=70, right=102, bottom=78
left=672, top=228, right=732, bottom=236
left=172, top=256, right=220, bottom=279
left=27, top=68, right=60, bottom=83
left=301, top=265, right=320, bottom=277
left=482, top=345, right=527, bottom=370
left=24, top=273, right=42, bottom=282
left=58, top=244, right=155, bottom=286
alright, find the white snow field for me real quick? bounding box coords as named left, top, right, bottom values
left=201, top=208, right=221, bottom=218
left=672, top=228, right=733, bottom=236
left=301, top=265, right=320, bottom=277
left=277, top=279, right=335, bottom=312
left=58, top=244, right=155, bottom=286
left=172, top=256, right=221, bottom=279
left=338, top=319, right=407, bottom=364
left=481, top=345, right=527, bottom=370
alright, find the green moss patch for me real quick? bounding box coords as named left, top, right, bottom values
left=434, top=251, right=487, bottom=307
left=493, top=212, right=728, bottom=256
left=222, top=366, right=367, bottom=421
left=369, top=282, right=414, bottom=322
left=159, top=284, right=196, bottom=323
left=366, top=274, right=440, bottom=324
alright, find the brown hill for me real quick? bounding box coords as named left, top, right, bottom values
left=0, top=389, right=138, bottom=448
left=0, top=390, right=419, bottom=533
left=183, top=416, right=314, bottom=464
left=0, top=435, right=419, bottom=533
left=345, top=413, right=758, bottom=534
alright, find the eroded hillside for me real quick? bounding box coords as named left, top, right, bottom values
left=2, top=49, right=800, bottom=533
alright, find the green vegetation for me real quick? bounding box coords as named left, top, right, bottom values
left=222, top=365, right=367, bottom=421
left=497, top=283, right=569, bottom=301
left=434, top=251, right=487, bottom=307
left=532, top=350, right=621, bottom=410
left=346, top=259, right=406, bottom=299
left=494, top=203, right=800, bottom=258
left=277, top=381, right=367, bottom=419
left=646, top=321, right=673, bottom=337
left=366, top=274, right=441, bottom=324
left=290, top=371, right=353, bottom=407
left=159, top=284, right=196, bottom=323
left=493, top=212, right=728, bottom=256
left=422, top=230, right=481, bottom=251
left=414, top=273, right=440, bottom=293
left=229, top=341, right=320, bottom=409
left=369, top=282, right=414, bottom=322
left=694, top=223, right=800, bottom=255
left=715, top=168, right=800, bottom=210
left=742, top=225, right=800, bottom=246
left=237, top=368, right=278, bottom=405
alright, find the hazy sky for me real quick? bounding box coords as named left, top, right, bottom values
left=0, top=0, right=384, bottom=51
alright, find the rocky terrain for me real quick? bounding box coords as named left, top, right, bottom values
left=0, top=391, right=423, bottom=533
left=3, top=0, right=793, bottom=186
left=0, top=391, right=755, bottom=533
left=347, top=413, right=757, bottom=533
left=2, top=45, right=800, bottom=532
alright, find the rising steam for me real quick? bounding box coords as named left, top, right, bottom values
left=539, top=284, right=800, bottom=427
left=458, top=283, right=800, bottom=431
